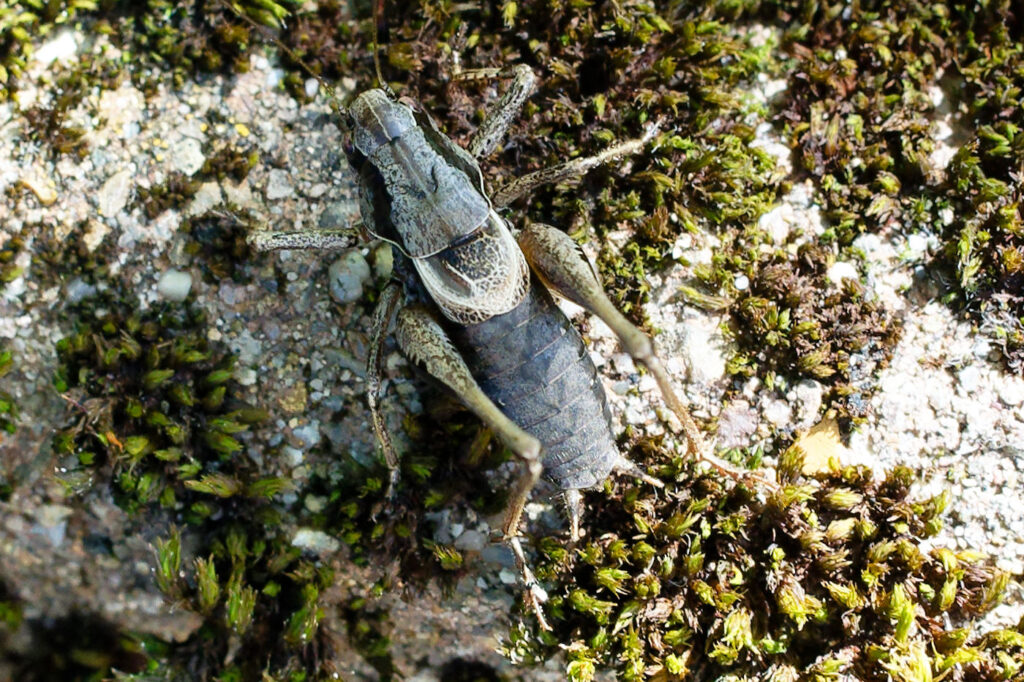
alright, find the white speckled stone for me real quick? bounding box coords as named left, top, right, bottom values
left=291, top=529, right=340, bottom=554
left=266, top=168, right=294, bottom=200
left=173, top=137, right=205, bottom=176
left=156, top=269, right=192, bottom=302
left=98, top=169, right=133, bottom=217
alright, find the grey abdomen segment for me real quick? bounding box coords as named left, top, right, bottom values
left=449, top=279, right=619, bottom=490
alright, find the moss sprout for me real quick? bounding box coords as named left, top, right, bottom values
left=49, top=292, right=355, bottom=679
left=505, top=439, right=1020, bottom=679
left=0, top=345, right=16, bottom=437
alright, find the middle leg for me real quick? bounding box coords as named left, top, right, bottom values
left=366, top=281, right=404, bottom=499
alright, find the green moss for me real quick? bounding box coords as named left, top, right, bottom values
left=181, top=210, right=259, bottom=284
left=52, top=296, right=267, bottom=510
left=940, top=39, right=1024, bottom=368
left=717, top=245, right=900, bottom=419
left=300, top=393, right=510, bottom=585
left=12, top=0, right=1024, bottom=676
left=726, top=0, right=1024, bottom=366
left=505, top=439, right=1019, bottom=679
left=0, top=0, right=108, bottom=100
left=0, top=1, right=301, bottom=101
left=0, top=227, right=25, bottom=285
left=50, top=289, right=359, bottom=679
left=0, top=344, right=16, bottom=437
left=342, top=598, right=397, bottom=680
left=0, top=579, right=155, bottom=681
left=136, top=171, right=201, bottom=220
left=201, top=136, right=261, bottom=183
left=20, top=52, right=123, bottom=158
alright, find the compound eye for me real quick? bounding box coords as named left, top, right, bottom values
left=343, top=141, right=363, bottom=168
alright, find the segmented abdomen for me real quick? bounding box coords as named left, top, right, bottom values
left=448, top=278, right=619, bottom=490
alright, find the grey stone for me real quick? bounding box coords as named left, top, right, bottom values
left=454, top=529, right=487, bottom=553
left=64, top=277, right=97, bottom=304
left=716, top=400, right=758, bottom=449
left=319, top=200, right=356, bottom=229
left=173, top=137, right=205, bottom=176
left=266, top=168, right=294, bottom=200
left=291, top=528, right=340, bottom=554
left=328, top=249, right=371, bottom=303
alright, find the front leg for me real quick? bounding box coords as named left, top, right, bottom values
left=246, top=228, right=358, bottom=253
left=454, top=64, right=537, bottom=159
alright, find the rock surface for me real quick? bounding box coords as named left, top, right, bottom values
left=0, top=19, right=1021, bottom=681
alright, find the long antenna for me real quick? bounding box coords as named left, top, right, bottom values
left=217, top=0, right=346, bottom=117
left=371, top=0, right=396, bottom=97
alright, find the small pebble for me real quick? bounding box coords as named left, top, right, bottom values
left=372, top=241, right=394, bottom=280
left=185, top=181, right=223, bottom=217
left=957, top=365, right=981, bottom=394
left=173, top=138, right=205, bottom=176
left=82, top=220, right=110, bottom=252
left=997, top=378, right=1024, bottom=407
left=292, top=423, right=322, bottom=449
left=21, top=168, right=58, bottom=206
left=791, top=379, right=824, bottom=427
left=65, top=277, right=97, bottom=304
left=329, top=249, right=371, bottom=303
left=156, top=269, right=192, bottom=302
left=454, top=530, right=487, bottom=553
left=827, top=261, right=859, bottom=285
left=291, top=529, right=339, bottom=554
left=282, top=446, right=303, bottom=467
left=319, top=200, right=356, bottom=229
left=34, top=31, right=78, bottom=65
left=304, top=495, right=327, bottom=514
left=234, top=367, right=257, bottom=387
left=762, top=397, right=792, bottom=429
left=98, top=169, right=133, bottom=217
left=716, top=400, right=758, bottom=449
left=266, top=168, right=294, bottom=200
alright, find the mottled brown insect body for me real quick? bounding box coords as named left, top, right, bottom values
left=250, top=64, right=724, bottom=629
left=450, top=275, right=619, bottom=491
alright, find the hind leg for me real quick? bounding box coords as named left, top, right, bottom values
left=518, top=222, right=768, bottom=486
left=393, top=304, right=551, bottom=628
